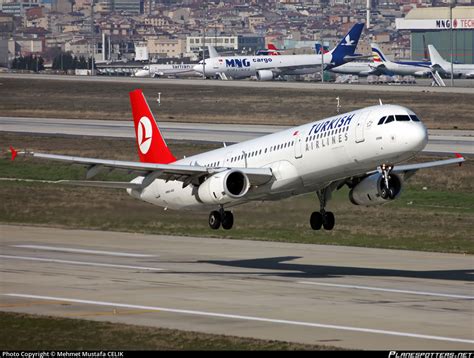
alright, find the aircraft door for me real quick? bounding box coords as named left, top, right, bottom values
left=294, top=132, right=303, bottom=159
left=355, top=111, right=370, bottom=143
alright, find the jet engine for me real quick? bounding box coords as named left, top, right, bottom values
left=198, top=169, right=250, bottom=204
left=349, top=173, right=402, bottom=206
left=256, top=70, right=274, bottom=81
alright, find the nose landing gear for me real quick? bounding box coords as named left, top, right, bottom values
left=380, top=164, right=396, bottom=200
left=209, top=207, right=234, bottom=230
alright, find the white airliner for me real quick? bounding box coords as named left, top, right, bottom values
left=134, top=64, right=198, bottom=78
left=428, top=44, right=474, bottom=79
left=193, top=23, right=365, bottom=80
left=329, top=61, right=380, bottom=77
left=371, top=43, right=432, bottom=77
left=11, top=90, right=464, bottom=230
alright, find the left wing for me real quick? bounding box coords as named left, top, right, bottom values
left=12, top=149, right=274, bottom=189
left=365, top=154, right=465, bottom=180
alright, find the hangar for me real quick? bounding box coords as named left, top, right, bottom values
left=396, top=6, right=474, bottom=63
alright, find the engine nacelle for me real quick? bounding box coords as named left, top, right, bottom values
left=349, top=173, right=402, bottom=206
left=256, top=70, right=274, bottom=81
left=197, top=169, right=250, bottom=204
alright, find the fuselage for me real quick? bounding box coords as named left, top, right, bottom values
left=193, top=54, right=333, bottom=79
left=329, top=61, right=376, bottom=76
left=376, top=60, right=432, bottom=77
left=438, top=62, right=474, bottom=78
left=134, top=64, right=197, bottom=78
left=129, top=105, right=428, bottom=211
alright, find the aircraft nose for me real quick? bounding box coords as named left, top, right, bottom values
left=409, top=123, right=428, bottom=152
left=193, top=64, right=203, bottom=73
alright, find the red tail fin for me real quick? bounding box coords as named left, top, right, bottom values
left=129, top=89, right=176, bottom=164
left=10, top=146, right=17, bottom=161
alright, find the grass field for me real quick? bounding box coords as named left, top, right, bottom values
left=0, top=312, right=335, bottom=350
left=1, top=78, right=473, bottom=129
left=1, top=132, right=472, bottom=254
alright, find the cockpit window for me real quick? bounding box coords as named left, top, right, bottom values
left=396, top=115, right=411, bottom=122
left=410, top=115, right=420, bottom=122
left=385, top=115, right=394, bottom=124
left=377, top=116, right=386, bottom=125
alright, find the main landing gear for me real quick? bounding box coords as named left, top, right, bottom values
left=380, top=163, right=396, bottom=200
left=310, top=188, right=335, bottom=231
left=209, top=207, right=234, bottom=230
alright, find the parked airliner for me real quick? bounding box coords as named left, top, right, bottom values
left=371, top=43, right=432, bottom=77
left=428, top=44, right=474, bottom=79
left=11, top=90, right=464, bottom=230
left=134, top=64, right=198, bottom=78
left=193, top=23, right=365, bottom=80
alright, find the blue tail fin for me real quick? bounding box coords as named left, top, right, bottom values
left=329, top=23, right=364, bottom=66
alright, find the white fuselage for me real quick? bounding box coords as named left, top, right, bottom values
left=128, top=105, right=428, bottom=211
left=329, top=62, right=376, bottom=76
left=438, top=62, right=474, bottom=78
left=375, top=61, right=432, bottom=77
left=134, top=64, right=197, bottom=78
left=193, top=54, right=333, bottom=79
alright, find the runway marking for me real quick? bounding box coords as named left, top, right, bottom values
left=0, top=255, right=164, bottom=271
left=5, top=293, right=474, bottom=345
left=12, top=245, right=156, bottom=258
left=62, top=309, right=158, bottom=317
left=298, top=281, right=474, bottom=300
left=0, top=300, right=70, bottom=308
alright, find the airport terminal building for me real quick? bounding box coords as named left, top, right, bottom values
left=396, top=7, right=474, bottom=64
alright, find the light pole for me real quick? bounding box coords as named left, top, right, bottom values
left=201, top=4, right=207, bottom=80
left=321, top=40, right=324, bottom=83
left=449, top=0, right=455, bottom=87
left=90, top=0, right=95, bottom=76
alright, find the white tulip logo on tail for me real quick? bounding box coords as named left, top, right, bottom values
left=138, top=116, right=153, bottom=154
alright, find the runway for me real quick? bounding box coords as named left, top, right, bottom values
left=2, top=73, right=474, bottom=94
left=1, top=116, right=473, bottom=155
left=1, top=225, right=473, bottom=350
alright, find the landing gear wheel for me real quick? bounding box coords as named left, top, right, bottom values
left=322, top=211, right=335, bottom=231
left=381, top=187, right=389, bottom=200
left=310, top=212, right=323, bottom=230
left=388, top=187, right=396, bottom=200
left=221, top=211, right=234, bottom=230
left=209, top=211, right=221, bottom=230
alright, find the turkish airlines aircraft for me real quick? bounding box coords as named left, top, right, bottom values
left=11, top=90, right=464, bottom=230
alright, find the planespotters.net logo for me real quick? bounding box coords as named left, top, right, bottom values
left=137, top=116, right=153, bottom=154
left=389, top=352, right=473, bottom=358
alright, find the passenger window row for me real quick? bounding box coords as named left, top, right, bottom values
left=378, top=114, right=421, bottom=125
left=229, top=140, right=295, bottom=163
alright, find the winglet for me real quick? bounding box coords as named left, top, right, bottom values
left=10, top=146, right=17, bottom=161
left=455, top=153, right=464, bottom=166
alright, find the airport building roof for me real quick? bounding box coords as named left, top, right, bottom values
left=396, top=6, right=474, bottom=30
left=405, top=6, right=474, bottom=19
